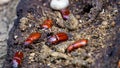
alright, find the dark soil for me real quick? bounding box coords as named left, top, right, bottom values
left=3, top=0, right=120, bottom=68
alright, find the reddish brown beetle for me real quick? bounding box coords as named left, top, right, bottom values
left=60, top=8, right=70, bottom=20
left=46, top=32, right=68, bottom=45
left=24, top=32, right=41, bottom=45
left=66, top=39, right=88, bottom=53
left=12, top=51, right=24, bottom=68
left=41, top=19, right=53, bottom=29
left=118, top=60, right=120, bottom=68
